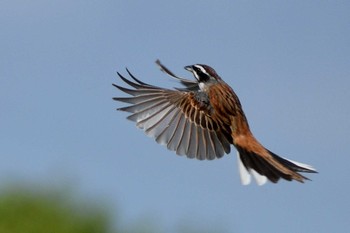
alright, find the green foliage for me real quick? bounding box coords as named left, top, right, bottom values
left=0, top=187, right=111, bottom=233
left=0, top=185, right=226, bottom=233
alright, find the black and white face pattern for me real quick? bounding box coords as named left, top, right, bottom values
left=185, top=64, right=220, bottom=91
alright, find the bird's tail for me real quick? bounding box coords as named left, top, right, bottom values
left=236, top=146, right=317, bottom=185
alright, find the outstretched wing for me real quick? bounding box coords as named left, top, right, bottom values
left=155, top=59, right=199, bottom=91
left=113, top=70, right=231, bottom=160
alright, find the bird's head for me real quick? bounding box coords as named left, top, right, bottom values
left=184, top=64, right=221, bottom=90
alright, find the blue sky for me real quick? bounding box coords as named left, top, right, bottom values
left=1, top=1, right=349, bottom=232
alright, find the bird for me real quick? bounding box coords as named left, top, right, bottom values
left=113, top=60, right=317, bottom=185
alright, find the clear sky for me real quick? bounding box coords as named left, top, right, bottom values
left=1, top=1, right=349, bottom=232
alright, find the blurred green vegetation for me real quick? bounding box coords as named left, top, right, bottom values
left=0, top=186, right=111, bottom=233
left=0, top=184, right=226, bottom=233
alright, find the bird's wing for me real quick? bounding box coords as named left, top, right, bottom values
left=113, top=71, right=231, bottom=160
left=155, top=59, right=199, bottom=91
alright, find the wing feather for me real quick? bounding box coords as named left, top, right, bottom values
left=197, top=127, right=207, bottom=160
left=113, top=70, right=232, bottom=160
left=186, top=123, right=198, bottom=158
left=176, top=118, right=191, bottom=156
left=155, top=110, right=182, bottom=146
left=167, top=113, right=186, bottom=152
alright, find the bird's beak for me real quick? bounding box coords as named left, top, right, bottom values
left=184, top=65, right=193, bottom=72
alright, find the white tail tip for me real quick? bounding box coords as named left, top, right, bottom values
left=237, top=151, right=268, bottom=186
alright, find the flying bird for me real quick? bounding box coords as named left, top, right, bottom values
left=113, top=60, right=317, bottom=185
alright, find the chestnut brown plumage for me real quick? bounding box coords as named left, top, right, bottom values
left=113, top=60, right=317, bottom=185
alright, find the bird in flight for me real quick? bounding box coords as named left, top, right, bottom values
left=113, top=60, right=317, bottom=185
